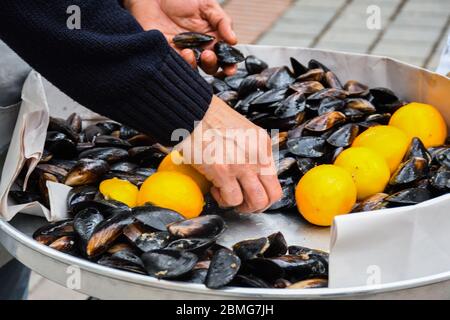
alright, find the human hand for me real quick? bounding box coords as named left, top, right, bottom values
left=176, top=96, right=283, bottom=213
left=124, top=0, right=238, bottom=76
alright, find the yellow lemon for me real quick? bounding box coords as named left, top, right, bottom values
left=334, top=147, right=390, bottom=200
left=295, top=165, right=357, bottom=227
left=158, top=151, right=211, bottom=194
left=352, top=125, right=410, bottom=173
left=99, top=178, right=139, bottom=207
left=389, top=102, right=447, bottom=148
left=137, top=171, right=204, bottom=219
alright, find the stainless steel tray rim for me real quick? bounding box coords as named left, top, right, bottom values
left=2, top=218, right=450, bottom=299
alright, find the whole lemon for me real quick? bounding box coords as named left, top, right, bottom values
left=99, top=178, right=139, bottom=207
left=352, top=125, right=410, bottom=173
left=158, top=151, right=212, bottom=194
left=334, top=147, right=390, bottom=200
left=389, top=102, right=447, bottom=148
left=137, top=171, right=204, bottom=219
left=295, top=165, right=357, bottom=227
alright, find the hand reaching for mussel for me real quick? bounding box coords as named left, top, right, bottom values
left=124, top=0, right=238, bottom=75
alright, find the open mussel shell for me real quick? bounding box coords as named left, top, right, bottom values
left=86, top=212, right=134, bottom=258
left=64, top=159, right=110, bottom=186
left=404, top=138, right=431, bottom=163
left=245, top=55, right=268, bottom=74
left=352, top=193, right=389, bottom=212
left=327, top=123, right=359, bottom=147
left=67, top=185, right=98, bottom=214
left=389, top=157, right=428, bottom=186
left=166, top=238, right=215, bottom=254
left=167, top=215, right=226, bottom=239
left=205, top=248, right=241, bottom=289
left=133, top=205, right=185, bottom=231
left=173, top=32, right=215, bottom=48
left=79, top=147, right=128, bottom=164
left=233, top=237, right=270, bottom=261
left=288, top=278, right=328, bottom=289
left=304, top=111, right=346, bottom=132
left=33, top=219, right=74, bottom=245
left=386, top=188, right=432, bottom=206
left=73, top=208, right=104, bottom=246
left=287, top=136, right=326, bottom=158
left=142, top=249, right=198, bottom=279
left=214, top=41, right=245, bottom=65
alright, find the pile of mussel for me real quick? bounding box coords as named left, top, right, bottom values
left=33, top=204, right=328, bottom=289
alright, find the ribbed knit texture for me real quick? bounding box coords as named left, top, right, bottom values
left=0, top=0, right=212, bottom=145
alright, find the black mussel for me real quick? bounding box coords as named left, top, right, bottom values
left=233, top=237, right=270, bottom=260
left=108, top=243, right=135, bottom=255
left=67, top=185, right=98, bottom=214
left=134, top=167, right=156, bottom=177
left=98, top=250, right=146, bottom=274
left=76, top=142, right=95, bottom=153
left=268, top=178, right=296, bottom=210
left=266, top=67, right=295, bottom=89
left=389, top=157, right=428, bottom=186
left=318, top=97, right=345, bottom=115
left=212, top=78, right=230, bottom=93
left=365, top=113, right=391, bottom=124
left=369, top=87, right=402, bottom=111
left=48, top=159, right=78, bottom=172
left=404, top=138, right=431, bottom=163
left=110, top=161, right=139, bottom=173
left=232, top=274, right=272, bottom=288
left=235, top=90, right=264, bottom=114
left=296, top=158, right=316, bottom=175
left=287, top=136, right=326, bottom=158
left=296, top=68, right=324, bottom=82
left=102, top=171, right=147, bottom=186
left=40, top=149, right=53, bottom=163
left=142, top=249, right=198, bottom=279
left=217, top=90, right=238, bottom=107
left=45, top=131, right=77, bottom=159
left=308, top=59, right=330, bottom=72
left=344, top=98, right=376, bottom=113
left=38, top=172, right=58, bottom=205
left=33, top=219, right=74, bottom=245
left=131, top=230, right=171, bottom=253
left=288, top=278, right=328, bottom=289
left=327, top=123, right=359, bottom=147
left=79, top=147, right=128, bottom=164
left=66, top=113, right=82, bottom=134
left=273, top=278, right=292, bottom=288
left=344, top=80, right=369, bottom=97
left=343, top=107, right=366, bottom=122
left=119, top=126, right=140, bottom=140
left=9, top=191, right=41, bottom=204
left=84, top=124, right=108, bottom=142
left=272, top=131, right=288, bottom=150
left=70, top=199, right=130, bottom=219
left=290, top=57, right=309, bottom=77
left=96, top=122, right=121, bottom=134
left=35, top=164, right=68, bottom=181
left=304, top=111, right=346, bottom=132
left=434, top=148, right=450, bottom=168
left=250, top=88, right=288, bottom=107
left=238, top=74, right=267, bottom=98
left=93, top=135, right=132, bottom=149
left=386, top=188, right=432, bottom=206
left=352, top=193, right=389, bottom=212
left=245, top=55, right=268, bottom=74
left=214, top=41, right=245, bottom=65
left=289, top=81, right=324, bottom=96
left=86, top=211, right=134, bottom=258
left=192, top=47, right=204, bottom=65
left=173, top=32, right=215, bottom=48
left=64, top=159, right=110, bottom=186
left=126, top=133, right=157, bottom=147
left=167, top=215, right=225, bottom=239
left=205, top=248, right=241, bottom=289
left=265, top=232, right=288, bottom=257
left=430, top=167, right=450, bottom=191
left=276, top=157, right=297, bottom=177
left=133, top=205, right=185, bottom=231
left=73, top=208, right=104, bottom=247
left=166, top=238, right=215, bottom=254
left=288, top=246, right=329, bottom=260
left=48, top=117, right=79, bottom=142
left=49, top=235, right=77, bottom=253
left=324, top=71, right=343, bottom=90
left=224, top=75, right=245, bottom=91
left=184, top=261, right=210, bottom=284
left=128, top=146, right=166, bottom=167
left=276, top=92, right=306, bottom=117
left=307, top=88, right=348, bottom=102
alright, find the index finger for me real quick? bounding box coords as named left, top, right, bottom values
left=204, top=3, right=237, bottom=45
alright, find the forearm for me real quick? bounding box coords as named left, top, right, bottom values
left=0, top=0, right=212, bottom=145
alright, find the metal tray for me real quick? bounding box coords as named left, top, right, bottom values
left=1, top=212, right=450, bottom=299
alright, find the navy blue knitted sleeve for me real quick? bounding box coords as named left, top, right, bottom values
left=0, top=0, right=212, bottom=145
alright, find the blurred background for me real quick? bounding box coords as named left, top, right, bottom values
left=27, top=0, right=449, bottom=299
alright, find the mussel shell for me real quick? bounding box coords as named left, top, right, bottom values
left=102, top=171, right=147, bottom=186
left=265, top=232, right=288, bottom=257
left=365, top=113, right=391, bottom=124
left=369, top=87, right=402, bottom=111
left=288, top=278, right=328, bottom=289
left=386, top=188, right=432, bottom=206
left=389, top=157, right=428, bottom=185
left=48, top=117, right=79, bottom=142
left=267, top=178, right=296, bottom=210
left=224, top=75, right=245, bottom=91
left=167, top=215, right=226, bottom=239
left=33, top=219, right=74, bottom=245
left=86, top=212, right=134, bottom=257
left=64, top=159, right=110, bottom=186
left=289, top=81, right=324, bottom=96
left=233, top=237, right=270, bottom=261
left=119, top=126, right=140, bottom=140
left=133, top=205, right=185, bottom=231
left=276, top=157, right=297, bottom=177
left=308, top=59, right=330, bottom=72
left=173, top=32, right=215, bottom=48
left=134, top=167, right=157, bottom=177
left=318, top=98, right=345, bottom=115
left=9, top=191, right=41, bottom=205
left=352, top=193, right=389, bottom=212
left=305, top=111, right=346, bottom=132
left=185, top=268, right=209, bottom=284
left=128, top=146, right=166, bottom=167
left=35, top=164, right=68, bottom=181
left=67, top=185, right=98, bottom=214
left=430, top=167, right=450, bottom=191
left=404, top=138, right=432, bottom=163
left=238, top=74, right=267, bottom=98
left=290, top=57, right=309, bottom=77
left=98, top=250, right=146, bottom=274
left=49, top=235, right=77, bottom=253
left=296, top=68, right=324, bottom=82
left=93, top=135, right=132, bottom=149
left=134, top=231, right=171, bottom=253
left=142, top=249, right=198, bottom=279
left=73, top=207, right=104, bottom=246
left=66, top=113, right=82, bottom=134
left=48, top=159, right=78, bottom=172
left=217, top=90, right=238, bottom=107
left=45, top=131, right=77, bottom=159
left=296, top=157, right=316, bottom=175
left=288, top=246, right=329, bottom=261
left=434, top=148, right=450, bottom=168
left=287, top=136, right=326, bottom=158
left=79, top=147, right=128, bottom=164
left=327, top=123, right=359, bottom=147
left=166, top=238, right=215, bottom=254
left=232, top=274, right=272, bottom=288
left=324, top=71, right=343, bottom=89
left=205, top=249, right=241, bottom=289
left=250, top=88, right=288, bottom=106
left=214, top=41, right=245, bottom=65
left=84, top=124, right=108, bottom=142
left=344, top=98, right=376, bottom=113
left=344, top=80, right=369, bottom=97
left=266, top=67, right=295, bottom=89
left=110, top=161, right=139, bottom=173
left=245, top=55, right=268, bottom=74
left=211, top=78, right=231, bottom=93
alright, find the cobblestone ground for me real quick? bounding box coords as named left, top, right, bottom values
left=28, top=0, right=449, bottom=300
